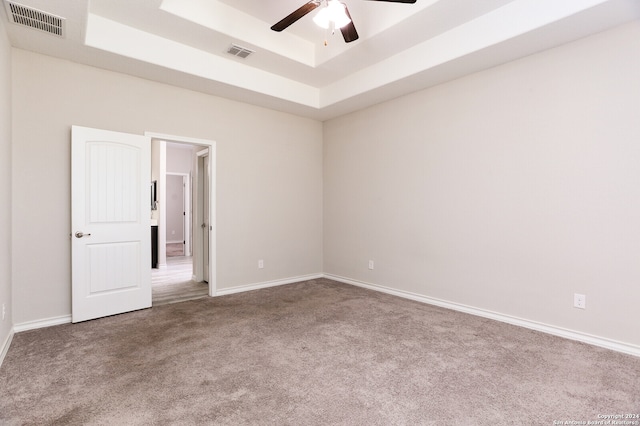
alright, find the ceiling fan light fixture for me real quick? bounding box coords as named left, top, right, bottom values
left=312, top=8, right=329, bottom=29
left=313, top=0, right=351, bottom=29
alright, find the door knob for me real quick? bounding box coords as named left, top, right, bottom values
left=75, top=232, right=91, bottom=238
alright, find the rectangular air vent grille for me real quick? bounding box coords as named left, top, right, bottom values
left=4, top=1, right=65, bottom=37
left=227, top=44, right=254, bottom=59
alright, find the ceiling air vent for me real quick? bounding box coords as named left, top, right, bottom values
left=3, top=1, right=65, bottom=37
left=226, top=44, right=254, bottom=59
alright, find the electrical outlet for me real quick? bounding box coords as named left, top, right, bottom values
left=574, top=293, right=586, bottom=309
left=258, top=259, right=264, bottom=269
left=368, top=260, right=374, bottom=270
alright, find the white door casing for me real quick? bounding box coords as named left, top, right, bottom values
left=71, top=126, right=151, bottom=323
left=146, top=132, right=216, bottom=296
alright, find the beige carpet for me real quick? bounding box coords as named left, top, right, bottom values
left=1, top=278, right=639, bottom=425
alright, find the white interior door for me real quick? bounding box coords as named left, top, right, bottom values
left=203, top=154, right=210, bottom=282
left=71, top=126, right=151, bottom=323
left=183, top=174, right=191, bottom=257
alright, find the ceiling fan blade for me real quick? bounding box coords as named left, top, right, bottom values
left=365, top=0, right=417, bottom=3
left=271, top=1, right=321, bottom=32
left=340, top=5, right=359, bottom=43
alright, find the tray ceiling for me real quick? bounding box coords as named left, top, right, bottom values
left=1, top=0, right=639, bottom=120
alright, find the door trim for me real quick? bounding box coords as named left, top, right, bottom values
left=196, top=149, right=209, bottom=286
left=145, top=132, right=216, bottom=296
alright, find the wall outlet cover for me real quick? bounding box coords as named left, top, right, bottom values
left=574, top=293, right=586, bottom=309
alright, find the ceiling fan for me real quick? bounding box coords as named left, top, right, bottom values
left=271, top=0, right=417, bottom=44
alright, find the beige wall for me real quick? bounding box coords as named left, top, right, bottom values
left=11, top=49, right=323, bottom=324
left=323, top=21, right=640, bottom=346
left=0, top=17, right=12, bottom=350
left=7, top=19, right=640, bottom=349
left=166, top=143, right=195, bottom=174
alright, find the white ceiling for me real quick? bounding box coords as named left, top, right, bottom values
left=1, top=0, right=639, bottom=120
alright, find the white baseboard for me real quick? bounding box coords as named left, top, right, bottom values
left=0, top=328, right=14, bottom=369
left=9, top=273, right=324, bottom=334
left=7, top=275, right=637, bottom=359
left=324, top=273, right=640, bottom=358
left=216, top=273, right=324, bottom=297
left=13, top=315, right=72, bottom=333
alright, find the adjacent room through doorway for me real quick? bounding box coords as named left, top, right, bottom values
left=149, top=136, right=215, bottom=305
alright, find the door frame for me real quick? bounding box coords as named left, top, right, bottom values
left=196, top=149, right=209, bottom=285
left=145, top=132, right=216, bottom=296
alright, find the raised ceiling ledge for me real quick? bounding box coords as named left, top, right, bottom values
left=84, top=13, right=320, bottom=108
left=159, top=0, right=317, bottom=67
left=81, top=0, right=640, bottom=120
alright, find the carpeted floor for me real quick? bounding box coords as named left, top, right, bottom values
left=1, top=278, right=639, bottom=425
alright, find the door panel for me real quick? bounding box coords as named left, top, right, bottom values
left=88, top=242, right=140, bottom=293
left=72, top=126, right=151, bottom=323
left=203, top=154, right=210, bottom=282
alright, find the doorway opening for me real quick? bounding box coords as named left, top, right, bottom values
left=166, top=173, right=190, bottom=258
left=146, top=132, right=216, bottom=306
